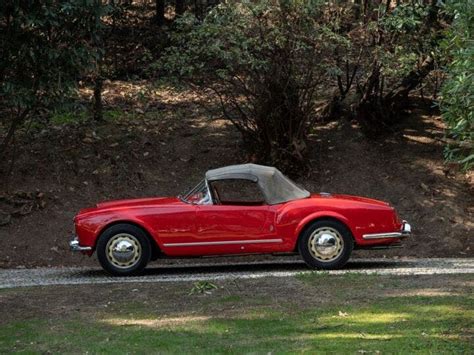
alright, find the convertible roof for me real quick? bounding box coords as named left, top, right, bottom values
left=205, top=163, right=310, bottom=205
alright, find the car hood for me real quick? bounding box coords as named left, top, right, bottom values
left=95, top=197, right=181, bottom=210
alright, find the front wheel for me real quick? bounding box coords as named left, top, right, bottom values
left=96, top=224, right=152, bottom=276
left=298, top=220, right=353, bottom=270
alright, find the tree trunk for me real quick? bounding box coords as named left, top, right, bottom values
left=355, top=56, right=435, bottom=136
left=353, top=0, right=361, bottom=19
left=385, top=56, right=435, bottom=104
left=93, top=75, right=104, bottom=121
left=427, top=0, right=440, bottom=27
left=155, top=0, right=165, bottom=26
left=0, top=109, right=29, bottom=161
left=175, top=0, right=185, bottom=16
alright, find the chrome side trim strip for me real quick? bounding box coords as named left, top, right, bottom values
left=362, top=232, right=403, bottom=240
left=163, top=239, right=283, bottom=247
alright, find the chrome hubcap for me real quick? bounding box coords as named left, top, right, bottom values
left=308, top=227, right=343, bottom=262
left=106, top=233, right=141, bottom=269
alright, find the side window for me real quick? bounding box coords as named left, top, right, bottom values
left=211, top=179, right=265, bottom=205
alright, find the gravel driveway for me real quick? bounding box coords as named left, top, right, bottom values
left=1, top=258, right=473, bottom=289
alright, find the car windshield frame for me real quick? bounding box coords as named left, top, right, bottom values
left=179, top=179, right=213, bottom=205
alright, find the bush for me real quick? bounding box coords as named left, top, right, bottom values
left=0, top=0, right=108, bottom=159
left=161, top=0, right=348, bottom=174
left=440, top=1, right=473, bottom=170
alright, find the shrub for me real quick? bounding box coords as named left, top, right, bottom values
left=161, top=0, right=348, bottom=174
left=0, top=0, right=108, bottom=160
left=440, top=1, right=473, bottom=170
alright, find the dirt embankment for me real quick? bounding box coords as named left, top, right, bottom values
left=0, top=85, right=472, bottom=268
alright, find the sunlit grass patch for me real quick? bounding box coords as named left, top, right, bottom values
left=319, top=311, right=410, bottom=324
left=102, top=315, right=211, bottom=329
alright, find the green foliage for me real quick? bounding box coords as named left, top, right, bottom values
left=189, top=281, right=218, bottom=295
left=379, top=3, right=433, bottom=78
left=161, top=0, right=348, bottom=173
left=0, top=0, right=110, bottom=153
left=104, top=109, right=125, bottom=122
left=440, top=0, right=474, bottom=170
left=382, top=2, right=429, bottom=32
left=350, top=1, right=443, bottom=135
left=50, top=110, right=88, bottom=125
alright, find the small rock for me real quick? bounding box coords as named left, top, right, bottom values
left=449, top=216, right=463, bottom=224
left=82, top=137, right=94, bottom=144
left=420, top=183, right=429, bottom=192
left=12, top=204, right=33, bottom=216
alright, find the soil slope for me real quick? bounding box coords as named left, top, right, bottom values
left=0, top=86, right=472, bottom=268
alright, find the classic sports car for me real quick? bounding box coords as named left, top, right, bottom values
left=70, top=164, right=411, bottom=275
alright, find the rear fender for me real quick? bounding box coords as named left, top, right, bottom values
left=293, top=211, right=355, bottom=247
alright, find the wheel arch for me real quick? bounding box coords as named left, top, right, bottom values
left=95, top=220, right=161, bottom=258
left=293, top=213, right=356, bottom=252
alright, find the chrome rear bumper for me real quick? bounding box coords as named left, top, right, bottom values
left=362, top=220, right=411, bottom=240
left=69, top=236, right=92, bottom=252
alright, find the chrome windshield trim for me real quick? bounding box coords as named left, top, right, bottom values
left=204, top=179, right=212, bottom=205
left=180, top=179, right=213, bottom=205
left=163, top=239, right=283, bottom=247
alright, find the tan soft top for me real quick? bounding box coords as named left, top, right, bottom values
left=205, top=163, right=310, bottom=205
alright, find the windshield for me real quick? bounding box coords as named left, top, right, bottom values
left=180, top=179, right=212, bottom=205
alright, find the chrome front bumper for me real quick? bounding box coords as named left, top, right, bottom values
left=69, top=236, right=92, bottom=252
left=362, top=220, right=411, bottom=240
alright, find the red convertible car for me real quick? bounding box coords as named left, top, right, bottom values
left=70, top=164, right=411, bottom=275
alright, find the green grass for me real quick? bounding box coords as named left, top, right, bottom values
left=50, top=110, right=88, bottom=125
left=1, top=294, right=472, bottom=353
left=103, top=108, right=125, bottom=122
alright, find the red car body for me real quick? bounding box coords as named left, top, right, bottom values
left=70, top=164, right=411, bottom=274
left=73, top=192, right=407, bottom=257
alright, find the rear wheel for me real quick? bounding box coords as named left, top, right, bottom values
left=298, top=219, right=353, bottom=269
left=96, top=224, right=151, bottom=276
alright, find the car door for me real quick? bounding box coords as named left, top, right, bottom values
left=195, top=179, right=280, bottom=254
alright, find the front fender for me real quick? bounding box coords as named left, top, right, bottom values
left=75, top=211, right=158, bottom=250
